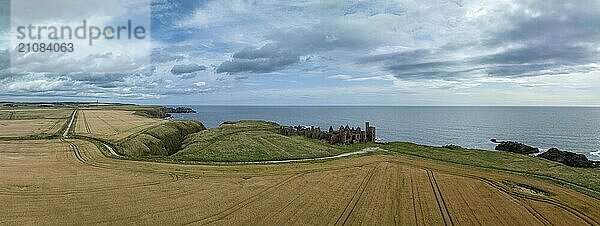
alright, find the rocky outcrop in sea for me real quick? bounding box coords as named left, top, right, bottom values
left=490, top=139, right=539, bottom=154
left=538, top=148, right=600, bottom=168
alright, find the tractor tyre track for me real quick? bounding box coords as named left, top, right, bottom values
left=185, top=173, right=306, bottom=225
left=335, top=163, right=378, bottom=225
left=427, top=170, right=454, bottom=226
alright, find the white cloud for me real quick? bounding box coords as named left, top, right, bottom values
left=194, top=81, right=206, bottom=87
left=326, top=74, right=353, bottom=80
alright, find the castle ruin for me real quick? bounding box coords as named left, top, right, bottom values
left=280, top=122, right=376, bottom=145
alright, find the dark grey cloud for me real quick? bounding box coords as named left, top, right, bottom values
left=217, top=55, right=299, bottom=74
left=359, top=49, right=434, bottom=65
left=388, top=65, right=484, bottom=80
left=360, top=0, right=600, bottom=80
left=66, top=73, right=127, bottom=88
left=478, top=0, right=600, bottom=77
left=487, top=1, right=600, bottom=46
left=217, top=44, right=301, bottom=74
left=264, top=26, right=374, bottom=53
left=477, top=45, right=597, bottom=77
left=170, top=63, right=207, bottom=75
left=217, top=24, right=377, bottom=74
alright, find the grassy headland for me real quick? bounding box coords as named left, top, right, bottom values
left=171, top=120, right=371, bottom=162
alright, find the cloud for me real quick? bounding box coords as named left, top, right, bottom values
left=194, top=81, right=206, bottom=87
left=475, top=0, right=600, bottom=77
left=0, top=49, right=8, bottom=71
left=216, top=44, right=301, bottom=73
left=3, top=0, right=599, bottom=105
left=152, top=49, right=184, bottom=63
left=354, top=0, right=600, bottom=82
left=170, top=63, right=207, bottom=75
left=326, top=74, right=352, bottom=80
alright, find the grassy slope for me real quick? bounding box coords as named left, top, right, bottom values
left=381, top=142, right=600, bottom=197
left=171, top=120, right=371, bottom=162
left=116, top=120, right=205, bottom=157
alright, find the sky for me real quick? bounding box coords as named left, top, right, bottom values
left=0, top=0, right=599, bottom=105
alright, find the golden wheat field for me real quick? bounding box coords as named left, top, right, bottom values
left=74, top=110, right=164, bottom=141
left=1, top=138, right=599, bottom=225
left=0, top=109, right=72, bottom=120
left=0, top=109, right=72, bottom=137
left=0, top=119, right=66, bottom=137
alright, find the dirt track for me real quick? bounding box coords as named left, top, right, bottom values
left=1, top=139, right=599, bottom=225
left=63, top=110, right=77, bottom=137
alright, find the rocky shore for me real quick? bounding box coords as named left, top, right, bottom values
left=490, top=139, right=599, bottom=168
left=490, top=139, right=539, bottom=154
left=538, top=148, right=600, bottom=168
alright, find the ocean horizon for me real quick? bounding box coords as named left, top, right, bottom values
left=169, top=106, right=600, bottom=160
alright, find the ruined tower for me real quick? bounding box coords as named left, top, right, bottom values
left=365, top=121, right=376, bottom=142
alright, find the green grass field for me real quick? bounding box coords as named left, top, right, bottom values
left=167, top=120, right=371, bottom=162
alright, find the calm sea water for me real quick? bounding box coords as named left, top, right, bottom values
left=170, top=106, right=600, bottom=160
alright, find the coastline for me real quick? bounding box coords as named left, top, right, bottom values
left=167, top=105, right=600, bottom=161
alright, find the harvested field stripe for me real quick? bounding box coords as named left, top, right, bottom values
left=475, top=176, right=600, bottom=225
left=411, top=168, right=424, bottom=226
left=426, top=170, right=448, bottom=226
left=429, top=170, right=454, bottom=226
left=186, top=173, right=305, bottom=225
left=522, top=202, right=552, bottom=226
left=84, top=111, right=91, bottom=133
left=343, top=164, right=379, bottom=225
left=71, top=143, right=94, bottom=167
left=335, top=164, right=378, bottom=225
left=91, top=111, right=118, bottom=133
left=394, top=164, right=401, bottom=225
left=384, top=157, right=599, bottom=225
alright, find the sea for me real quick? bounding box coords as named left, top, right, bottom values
left=169, top=106, right=600, bottom=160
